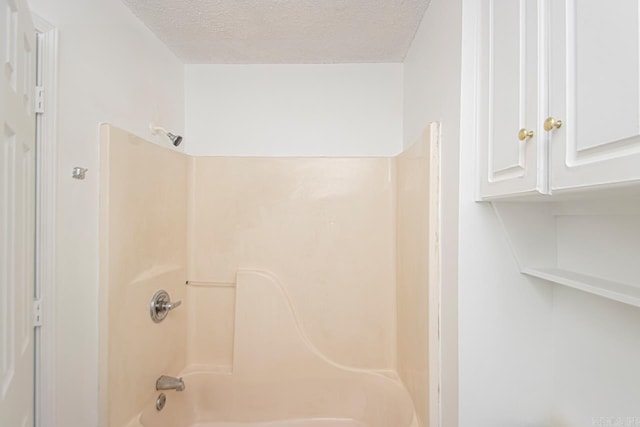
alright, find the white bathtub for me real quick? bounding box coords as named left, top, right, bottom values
left=125, top=271, right=418, bottom=427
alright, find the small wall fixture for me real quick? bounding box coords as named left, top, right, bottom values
left=149, top=290, right=182, bottom=323
left=72, top=167, right=88, bottom=180
left=150, top=122, right=183, bottom=147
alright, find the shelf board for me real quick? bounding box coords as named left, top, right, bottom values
left=522, top=267, right=640, bottom=308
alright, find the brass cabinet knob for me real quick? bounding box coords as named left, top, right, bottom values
left=518, top=128, right=535, bottom=141
left=544, top=117, right=563, bottom=131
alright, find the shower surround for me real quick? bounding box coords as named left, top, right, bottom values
left=99, top=124, right=438, bottom=427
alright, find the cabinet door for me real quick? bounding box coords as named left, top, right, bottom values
left=478, top=0, right=542, bottom=199
left=549, top=0, right=640, bottom=190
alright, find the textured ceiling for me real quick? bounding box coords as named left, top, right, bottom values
left=121, top=0, right=431, bottom=63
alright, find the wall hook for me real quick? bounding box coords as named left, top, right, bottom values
left=72, top=167, right=88, bottom=180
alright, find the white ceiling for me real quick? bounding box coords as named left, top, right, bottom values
left=121, top=0, right=431, bottom=64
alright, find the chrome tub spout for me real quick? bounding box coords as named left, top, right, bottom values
left=156, top=375, right=185, bottom=392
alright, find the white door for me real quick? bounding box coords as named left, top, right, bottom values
left=477, top=0, right=542, bottom=198
left=0, top=0, right=37, bottom=425
left=549, top=0, right=640, bottom=191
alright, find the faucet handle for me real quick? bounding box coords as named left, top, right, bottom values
left=150, top=290, right=182, bottom=323
left=162, top=300, right=181, bottom=311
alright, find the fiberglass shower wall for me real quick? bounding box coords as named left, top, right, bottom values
left=100, top=118, right=441, bottom=427
left=99, top=125, right=189, bottom=427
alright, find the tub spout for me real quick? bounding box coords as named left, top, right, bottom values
left=156, top=375, right=185, bottom=392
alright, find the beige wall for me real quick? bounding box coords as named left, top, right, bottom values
left=396, top=125, right=440, bottom=427
left=185, top=282, right=236, bottom=369
left=100, top=128, right=440, bottom=426
left=100, top=125, right=188, bottom=427
left=188, top=157, right=397, bottom=369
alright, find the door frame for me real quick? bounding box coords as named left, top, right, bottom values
left=32, top=14, right=58, bottom=427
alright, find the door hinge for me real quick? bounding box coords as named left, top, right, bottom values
left=33, top=300, right=43, bottom=328
left=35, top=86, right=44, bottom=114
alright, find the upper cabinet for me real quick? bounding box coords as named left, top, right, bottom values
left=477, top=0, right=543, bottom=198
left=477, top=0, right=640, bottom=199
left=548, top=0, right=640, bottom=191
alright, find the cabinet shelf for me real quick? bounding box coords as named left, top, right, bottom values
left=493, top=198, right=640, bottom=309
left=522, top=267, right=640, bottom=308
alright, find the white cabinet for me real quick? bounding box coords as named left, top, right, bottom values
left=477, top=0, right=542, bottom=198
left=477, top=0, right=640, bottom=199
left=549, top=0, right=640, bottom=191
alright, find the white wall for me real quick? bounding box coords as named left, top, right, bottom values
left=455, top=2, right=640, bottom=426
left=552, top=287, right=640, bottom=426
left=403, top=0, right=463, bottom=424
left=26, top=1, right=640, bottom=426
left=552, top=215, right=640, bottom=425
left=184, top=64, right=403, bottom=157
left=457, top=1, right=555, bottom=426
left=405, top=0, right=555, bottom=426
left=27, top=1, right=184, bottom=426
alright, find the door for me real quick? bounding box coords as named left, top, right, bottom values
left=0, top=0, right=37, bottom=425
left=549, top=0, right=640, bottom=190
left=478, top=0, right=542, bottom=198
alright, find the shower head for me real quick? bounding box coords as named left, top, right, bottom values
left=150, top=123, right=183, bottom=147
left=165, top=132, right=183, bottom=147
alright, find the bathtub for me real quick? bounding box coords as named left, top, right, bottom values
left=126, top=271, right=418, bottom=427
left=134, top=370, right=417, bottom=427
